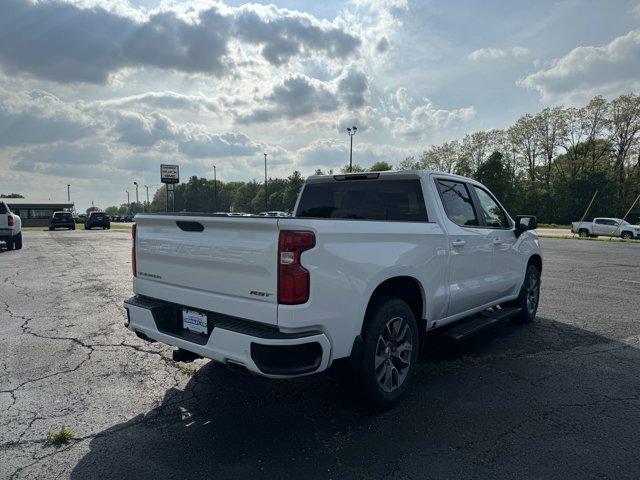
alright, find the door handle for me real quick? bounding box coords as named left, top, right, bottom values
left=452, top=239, right=466, bottom=248
left=492, top=238, right=503, bottom=245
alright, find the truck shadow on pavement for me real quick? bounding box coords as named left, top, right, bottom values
left=70, top=317, right=640, bottom=480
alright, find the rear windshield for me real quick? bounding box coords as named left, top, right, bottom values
left=0, top=203, right=7, bottom=214
left=296, top=179, right=428, bottom=222
left=54, top=213, right=72, bottom=220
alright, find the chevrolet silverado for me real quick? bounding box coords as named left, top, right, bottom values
left=124, top=171, right=542, bottom=407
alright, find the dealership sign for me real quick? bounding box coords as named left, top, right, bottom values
left=160, top=164, right=179, bottom=184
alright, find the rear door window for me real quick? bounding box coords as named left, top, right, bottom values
left=296, top=179, right=428, bottom=222
left=436, top=180, right=478, bottom=227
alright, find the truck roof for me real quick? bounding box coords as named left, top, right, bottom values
left=306, top=169, right=470, bottom=183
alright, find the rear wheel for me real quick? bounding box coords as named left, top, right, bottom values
left=510, top=264, right=540, bottom=324
left=14, top=233, right=22, bottom=250
left=360, top=298, right=419, bottom=408
left=6, top=238, right=14, bottom=250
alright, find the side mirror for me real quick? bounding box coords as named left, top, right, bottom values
left=515, top=215, right=537, bottom=237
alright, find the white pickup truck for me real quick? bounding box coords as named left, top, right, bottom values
left=0, top=200, right=22, bottom=250
left=124, top=171, right=542, bottom=406
left=571, top=218, right=640, bottom=239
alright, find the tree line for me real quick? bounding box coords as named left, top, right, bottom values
left=104, top=93, right=640, bottom=223
left=400, top=93, right=640, bottom=223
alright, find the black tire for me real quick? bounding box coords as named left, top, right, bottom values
left=102, top=226, right=106, bottom=230
left=14, top=233, right=22, bottom=250
left=578, top=229, right=589, bottom=238
left=6, top=238, right=14, bottom=250
left=621, top=231, right=633, bottom=240
left=360, top=298, right=419, bottom=409
left=510, top=264, right=540, bottom=324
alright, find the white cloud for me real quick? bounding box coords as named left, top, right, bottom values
left=468, top=47, right=530, bottom=61
left=92, top=92, right=219, bottom=113
left=0, top=0, right=361, bottom=84
left=518, top=29, right=640, bottom=102
left=236, top=67, right=370, bottom=123
left=0, top=89, right=94, bottom=146
left=378, top=89, right=475, bottom=140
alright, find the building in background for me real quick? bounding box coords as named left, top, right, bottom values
left=6, top=199, right=74, bottom=227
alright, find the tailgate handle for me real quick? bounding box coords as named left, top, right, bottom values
left=176, top=221, right=204, bottom=232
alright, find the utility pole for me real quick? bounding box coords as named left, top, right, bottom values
left=347, top=126, right=357, bottom=173
left=144, top=185, right=149, bottom=212
left=213, top=164, right=217, bottom=212
left=126, top=190, right=130, bottom=214
left=264, top=153, right=268, bottom=212
left=67, top=184, right=70, bottom=202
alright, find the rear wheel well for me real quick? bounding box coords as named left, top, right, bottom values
left=528, top=254, right=542, bottom=275
left=362, top=277, right=424, bottom=336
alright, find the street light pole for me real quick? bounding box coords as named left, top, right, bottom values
left=67, top=184, right=70, bottom=202
left=264, top=153, right=268, bottom=212
left=144, top=185, right=150, bottom=212
left=133, top=181, right=139, bottom=206
left=347, top=126, right=357, bottom=173
left=213, top=164, right=217, bottom=212
left=126, top=190, right=130, bottom=214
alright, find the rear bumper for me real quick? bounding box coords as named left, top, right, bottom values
left=0, top=228, right=14, bottom=239
left=123, top=296, right=331, bottom=378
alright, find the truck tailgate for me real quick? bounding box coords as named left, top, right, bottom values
left=133, top=214, right=279, bottom=325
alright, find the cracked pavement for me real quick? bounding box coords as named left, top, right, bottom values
left=1, top=230, right=639, bottom=479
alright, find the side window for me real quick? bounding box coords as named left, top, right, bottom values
left=595, top=219, right=606, bottom=225
left=472, top=186, right=510, bottom=228
left=436, top=180, right=478, bottom=227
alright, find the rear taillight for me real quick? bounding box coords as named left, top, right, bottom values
left=7, top=214, right=14, bottom=227
left=278, top=231, right=315, bottom=305
left=131, top=223, right=137, bottom=277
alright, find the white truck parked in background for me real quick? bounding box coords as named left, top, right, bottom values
left=124, top=171, right=542, bottom=407
left=0, top=200, right=22, bottom=250
left=571, top=218, right=640, bottom=239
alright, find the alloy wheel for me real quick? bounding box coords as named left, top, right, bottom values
left=374, top=316, right=413, bottom=393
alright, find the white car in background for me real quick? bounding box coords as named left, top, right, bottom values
left=0, top=200, right=23, bottom=250
left=571, top=218, right=640, bottom=239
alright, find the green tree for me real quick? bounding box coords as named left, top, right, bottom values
left=370, top=161, right=394, bottom=171
left=0, top=193, right=24, bottom=198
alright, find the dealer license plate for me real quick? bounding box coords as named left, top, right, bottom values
left=182, top=309, right=208, bottom=335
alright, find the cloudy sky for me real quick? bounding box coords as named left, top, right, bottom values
left=0, top=0, right=639, bottom=209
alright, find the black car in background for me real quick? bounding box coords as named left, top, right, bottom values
left=85, top=211, right=111, bottom=230
left=49, top=211, right=75, bottom=230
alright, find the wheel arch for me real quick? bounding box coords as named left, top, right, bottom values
left=528, top=253, right=542, bottom=275
left=361, top=276, right=425, bottom=336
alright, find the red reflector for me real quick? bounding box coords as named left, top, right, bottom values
left=131, top=223, right=137, bottom=277
left=278, top=231, right=315, bottom=305
left=7, top=214, right=14, bottom=227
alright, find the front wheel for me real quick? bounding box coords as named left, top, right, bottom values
left=510, top=264, right=540, bottom=324
left=578, top=229, right=589, bottom=238
left=621, top=231, right=633, bottom=240
left=360, top=298, right=419, bottom=409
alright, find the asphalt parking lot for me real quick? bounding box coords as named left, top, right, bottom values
left=1, top=230, right=639, bottom=479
